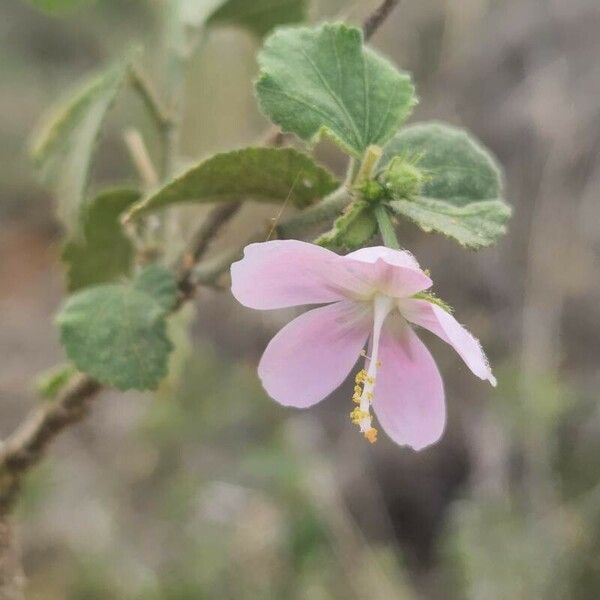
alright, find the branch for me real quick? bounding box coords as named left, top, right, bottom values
left=0, top=199, right=237, bottom=512
left=0, top=375, right=101, bottom=513
left=175, top=201, right=242, bottom=304
left=363, top=0, right=401, bottom=41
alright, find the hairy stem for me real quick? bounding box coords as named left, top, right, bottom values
left=374, top=205, right=400, bottom=249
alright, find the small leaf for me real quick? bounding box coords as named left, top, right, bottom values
left=389, top=196, right=511, bottom=249
left=27, top=0, right=94, bottom=13
left=316, top=200, right=377, bottom=251
left=256, top=23, right=416, bottom=158
left=126, top=147, right=339, bottom=220
left=381, top=122, right=511, bottom=248
left=62, top=188, right=140, bottom=292
left=381, top=122, right=503, bottom=204
left=57, top=267, right=177, bottom=391
left=208, top=0, right=308, bottom=38
left=31, top=57, right=131, bottom=234
left=35, top=363, right=78, bottom=400
left=134, top=265, right=179, bottom=312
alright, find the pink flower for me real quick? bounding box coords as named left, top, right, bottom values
left=230, top=240, right=496, bottom=450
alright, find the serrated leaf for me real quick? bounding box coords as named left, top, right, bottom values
left=31, top=57, right=130, bottom=234
left=62, top=188, right=139, bottom=292
left=316, top=200, right=377, bottom=251
left=126, top=147, right=339, bottom=220
left=381, top=122, right=511, bottom=248
left=255, top=23, right=416, bottom=158
left=208, top=0, right=308, bottom=38
left=57, top=267, right=177, bottom=391
left=389, top=196, right=511, bottom=249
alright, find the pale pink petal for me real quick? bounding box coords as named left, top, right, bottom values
left=400, top=299, right=496, bottom=386
left=346, top=246, right=421, bottom=269
left=258, top=300, right=371, bottom=408
left=231, top=240, right=377, bottom=309
left=372, top=320, right=446, bottom=450
left=344, top=246, right=432, bottom=298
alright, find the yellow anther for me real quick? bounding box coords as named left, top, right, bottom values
left=364, top=428, right=378, bottom=444
left=366, top=376, right=375, bottom=385
left=366, top=392, right=374, bottom=402
left=376, top=360, right=382, bottom=368
left=355, top=370, right=368, bottom=384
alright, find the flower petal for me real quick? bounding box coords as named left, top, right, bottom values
left=400, top=299, right=496, bottom=386
left=346, top=246, right=421, bottom=269
left=372, top=320, right=446, bottom=450
left=258, top=300, right=371, bottom=408
left=231, top=240, right=373, bottom=309
left=344, top=246, right=432, bottom=298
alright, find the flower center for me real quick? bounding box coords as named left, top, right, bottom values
left=349, top=294, right=394, bottom=443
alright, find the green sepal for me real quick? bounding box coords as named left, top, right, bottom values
left=412, top=291, right=454, bottom=314
left=315, top=200, right=377, bottom=251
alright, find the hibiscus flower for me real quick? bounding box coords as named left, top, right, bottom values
left=231, top=240, right=495, bottom=450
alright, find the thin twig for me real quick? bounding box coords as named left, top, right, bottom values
left=128, top=66, right=173, bottom=133
left=123, top=128, right=159, bottom=189
left=175, top=201, right=242, bottom=305
left=0, top=375, right=101, bottom=512
left=363, top=0, right=401, bottom=41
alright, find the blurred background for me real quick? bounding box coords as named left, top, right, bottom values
left=1, top=0, right=600, bottom=598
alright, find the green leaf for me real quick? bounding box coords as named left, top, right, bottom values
left=208, top=0, right=308, bottom=38
left=381, top=122, right=511, bottom=248
left=389, top=196, right=511, bottom=249
left=27, top=0, right=94, bottom=13
left=35, top=363, right=78, bottom=400
left=255, top=23, right=416, bottom=158
left=126, top=147, right=339, bottom=220
left=133, top=265, right=179, bottom=312
left=380, top=122, right=503, bottom=204
left=31, top=57, right=131, bottom=234
left=57, top=267, right=177, bottom=391
left=315, top=200, right=377, bottom=251
left=62, top=188, right=140, bottom=292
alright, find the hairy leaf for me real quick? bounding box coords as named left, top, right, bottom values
left=126, top=147, right=339, bottom=219
left=381, top=122, right=503, bottom=204
left=256, top=23, right=416, bottom=157
left=382, top=122, right=511, bottom=247
left=208, top=0, right=308, bottom=38
left=134, top=264, right=179, bottom=312
left=57, top=267, right=177, bottom=391
left=389, top=196, right=511, bottom=249
left=62, top=189, right=139, bottom=292
left=31, top=58, right=130, bottom=234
